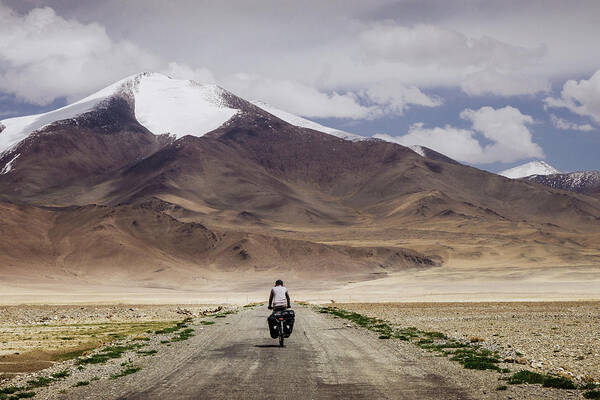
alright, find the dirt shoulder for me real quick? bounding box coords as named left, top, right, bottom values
left=332, top=301, right=600, bottom=383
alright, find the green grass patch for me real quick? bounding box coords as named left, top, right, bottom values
left=214, top=310, right=235, bottom=316
left=26, top=376, right=53, bottom=388
left=110, top=366, right=141, bottom=379
left=496, top=385, right=508, bottom=391
left=171, top=328, right=195, bottom=342
left=155, top=318, right=192, bottom=334
left=0, top=387, right=23, bottom=395
left=137, top=350, right=157, bottom=356
left=423, top=331, right=447, bottom=339
left=584, top=390, right=600, bottom=399
left=200, top=320, right=215, bottom=325
left=508, top=370, right=575, bottom=389
left=581, top=383, right=600, bottom=390
left=422, top=340, right=469, bottom=351
left=51, top=370, right=70, bottom=379
left=0, top=392, right=36, bottom=399
left=77, top=344, right=137, bottom=364
left=73, top=381, right=89, bottom=387
left=542, top=376, right=576, bottom=389
left=449, top=348, right=500, bottom=371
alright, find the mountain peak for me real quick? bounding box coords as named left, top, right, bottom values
left=0, top=73, right=238, bottom=155
left=499, top=160, right=560, bottom=179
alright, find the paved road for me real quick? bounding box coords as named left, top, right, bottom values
left=105, top=306, right=469, bottom=400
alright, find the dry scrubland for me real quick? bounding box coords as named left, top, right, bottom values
left=334, top=301, right=600, bottom=383
left=0, top=304, right=223, bottom=381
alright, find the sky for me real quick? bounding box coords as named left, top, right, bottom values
left=1, top=0, right=600, bottom=173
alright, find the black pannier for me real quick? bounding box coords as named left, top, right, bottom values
left=267, top=309, right=295, bottom=338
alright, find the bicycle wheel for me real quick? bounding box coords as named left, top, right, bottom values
left=279, top=321, right=284, bottom=347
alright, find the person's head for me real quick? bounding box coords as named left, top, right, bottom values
left=275, top=279, right=283, bottom=286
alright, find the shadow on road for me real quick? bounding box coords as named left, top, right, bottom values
left=254, top=344, right=282, bottom=348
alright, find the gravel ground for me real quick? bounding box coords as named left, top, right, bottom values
left=0, top=305, right=594, bottom=399
left=0, top=305, right=227, bottom=381
left=332, top=301, right=600, bottom=383
left=0, top=304, right=224, bottom=327
left=0, top=306, right=234, bottom=399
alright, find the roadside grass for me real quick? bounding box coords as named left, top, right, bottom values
left=76, top=344, right=143, bottom=365
left=136, top=349, right=157, bottom=356
left=0, top=313, right=222, bottom=396
left=154, top=318, right=192, bottom=334
left=507, top=370, right=576, bottom=389
left=212, top=311, right=235, bottom=318
left=25, top=376, right=53, bottom=388
left=170, top=328, right=195, bottom=342
left=449, top=348, right=501, bottom=371
left=110, top=366, right=141, bottom=379
left=50, top=370, right=70, bottom=379
left=0, top=391, right=36, bottom=399
left=318, top=306, right=581, bottom=393
left=584, top=390, right=600, bottom=399
left=0, top=368, right=72, bottom=399
left=581, top=383, right=600, bottom=390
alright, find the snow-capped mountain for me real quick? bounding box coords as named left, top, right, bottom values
left=0, top=72, right=368, bottom=158
left=499, top=161, right=560, bottom=179
left=0, top=73, right=239, bottom=155
left=2, top=71, right=600, bottom=288
left=526, top=171, right=600, bottom=198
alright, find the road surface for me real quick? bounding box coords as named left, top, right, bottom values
left=65, top=306, right=473, bottom=399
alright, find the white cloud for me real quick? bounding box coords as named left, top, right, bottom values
left=549, top=114, right=594, bottom=132
left=357, top=24, right=548, bottom=96
left=544, top=70, right=600, bottom=125
left=223, top=73, right=378, bottom=119
left=374, top=124, right=485, bottom=162
left=461, top=69, right=549, bottom=96
left=362, top=82, right=442, bottom=115
left=163, top=62, right=216, bottom=84
left=0, top=4, right=447, bottom=119
left=4, top=1, right=599, bottom=121
left=375, top=106, right=544, bottom=164
left=0, top=5, right=161, bottom=104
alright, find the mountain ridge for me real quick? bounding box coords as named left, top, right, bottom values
left=1, top=72, right=600, bottom=297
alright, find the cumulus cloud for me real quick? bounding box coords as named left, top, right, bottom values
left=374, top=106, right=544, bottom=164
left=0, top=4, right=162, bottom=104
left=374, top=124, right=485, bottom=162
left=362, top=82, right=442, bottom=115
left=223, top=73, right=378, bottom=119
left=0, top=3, right=448, bottom=119
left=3, top=1, right=597, bottom=122
left=357, top=23, right=548, bottom=96
left=549, top=114, right=594, bottom=132
left=544, top=70, right=600, bottom=125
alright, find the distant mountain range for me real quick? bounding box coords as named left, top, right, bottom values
left=1, top=72, right=599, bottom=292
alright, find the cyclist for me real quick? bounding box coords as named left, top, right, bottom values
left=268, top=279, right=290, bottom=311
